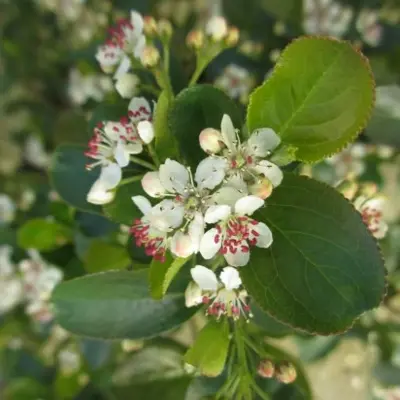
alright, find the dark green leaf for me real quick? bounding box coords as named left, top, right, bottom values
left=247, top=37, right=374, bottom=162
left=251, top=303, right=294, bottom=337
left=169, top=85, right=242, bottom=168
left=49, top=145, right=101, bottom=214
left=88, top=101, right=128, bottom=133
left=241, top=174, right=386, bottom=334
left=52, top=269, right=196, bottom=339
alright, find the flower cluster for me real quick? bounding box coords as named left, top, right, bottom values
left=129, top=114, right=284, bottom=320
left=0, top=247, right=63, bottom=322
left=85, top=97, right=155, bottom=205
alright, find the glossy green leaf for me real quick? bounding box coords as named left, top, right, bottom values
left=251, top=303, right=294, bottom=337
left=154, top=90, right=178, bottom=162
left=49, top=145, right=101, bottom=214
left=17, top=218, right=72, bottom=251
left=365, top=85, right=400, bottom=146
left=169, top=85, right=242, bottom=168
left=241, top=174, right=386, bottom=334
left=83, top=240, right=131, bottom=273
left=103, top=177, right=143, bottom=225
left=150, top=255, right=191, bottom=299
left=51, top=269, right=196, bottom=339
left=184, top=319, right=230, bottom=377
left=247, top=37, right=374, bottom=162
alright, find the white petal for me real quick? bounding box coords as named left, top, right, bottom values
left=185, top=281, right=203, bottom=307
left=87, top=180, right=115, bottom=205
left=137, top=120, right=154, bottom=144
left=252, top=222, right=273, bottom=248
left=188, top=212, right=205, bottom=253
left=195, top=157, right=227, bottom=190
left=150, top=200, right=184, bottom=230
left=234, top=195, right=264, bottom=216
left=159, top=159, right=189, bottom=194
left=224, top=242, right=250, bottom=267
left=247, top=128, right=281, bottom=157
left=130, top=11, right=144, bottom=33
left=204, top=205, right=231, bottom=224
left=199, top=128, right=224, bottom=154
left=372, top=221, right=388, bottom=239
left=141, top=172, right=166, bottom=198
left=200, top=228, right=222, bottom=260
left=190, top=265, right=218, bottom=291
left=114, top=56, right=131, bottom=80
left=132, top=195, right=152, bottom=215
left=362, top=196, right=385, bottom=212
left=221, top=114, right=236, bottom=150
left=103, top=122, right=123, bottom=140
left=114, top=141, right=130, bottom=167
left=253, top=160, right=283, bottom=187
left=98, top=163, right=122, bottom=189
left=128, top=97, right=152, bottom=122
left=171, top=232, right=194, bottom=258
left=220, top=267, right=242, bottom=290
left=125, top=142, right=143, bottom=155
left=115, top=73, right=139, bottom=99
left=133, top=35, right=146, bottom=58
left=211, top=186, right=245, bottom=208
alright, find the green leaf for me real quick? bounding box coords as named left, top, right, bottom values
left=103, top=177, right=143, bottom=225
left=54, top=110, right=88, bottom=146
left=88, top=101, right=128, bottom=133
left=4, top=378, right=50, bottom=400
left=150, top=255, right=191, bottom=299
left=184, top=320, right=230, bottom=377
left=251, top=303, right=294, bottom=337
left=51, top=269, right=196, bottom=339
left=241, top=174, right=386, bottom=335
left=169, top=85, right=242, bottom=168
left=49, top=145, right=101, bottom=214
left=247, top=37, right=374, bottom=162
left=365, top=85, right=400, bottom=146
left=154, top=90, right=178, bottom=162
left=83, top=240, right=131, bottom=273
left=17, top=218, right=72, bottom=251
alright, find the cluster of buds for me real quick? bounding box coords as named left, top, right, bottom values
left=258, top=359, right=297, bottom=384
left=186, top=16, right=239, bottom=50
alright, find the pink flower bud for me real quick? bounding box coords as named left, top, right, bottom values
left=143, top=16, right=157, bottom=36
left=186, top=30, right=204, bottom=50
left=199, top=128, right=224, bottom=154
left=275, top=362, right=297, bottom=384
left=157, top=19, right=173, bottom=39
left=257, top=359, right=275, bottom=378
left=249, top=178, right=273, bottom=200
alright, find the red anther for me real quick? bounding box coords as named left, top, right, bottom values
left=241, top=245, right=250, bottom=253
left=214, top=235, right=220, bottom=243
left=202, top=296, right=210, bottom=304
left=231, top=160, right=237, bottom=168
left=251, top=229, right=260, bottom=237
left=246, top=156, right=253, bottom=164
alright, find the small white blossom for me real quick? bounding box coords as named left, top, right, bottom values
left=58, top=347, right=81, bottom=376
left=185, top=265, right=251, bottom=320
left=205, top=16, right=228, bottom=41
left=115, top=72, right=140, bottom=98
left=200, top=195, right=273, bottom=266
left=356, top=9, right=383, bottom=47
left=24, top=135, right=49, bottom=169
left=0, top=194, right=16, bottom=224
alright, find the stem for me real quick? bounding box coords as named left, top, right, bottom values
left=139, top=84, right=161, bottom=97
left=147, top=143, right=160, bottom=167
left=129, top=156, right=157, bottom=170
left=119, top=175, right=143, bottom=186
left=188, top=57, right=208, bottom=87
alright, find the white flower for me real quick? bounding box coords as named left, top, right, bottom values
left=86, top=179, right=116, bottom=205
left=200, top=114, right=283, bottom=198
left=96, top=44, right=124, bottom=74
left=58, top=348, right=81, bottom=376
left=0, top=278, right=23, bottom=315
left=199, top=128, right=225, bottom=154
left=215, top=64, right=255, bottom=101
left=127, top=97, right=155, bottom=144
left=0, top=194, right=16, bottom=224
left=115, top=73, right=139, bottom=98
left=356, top=9, right=383, bottom=47
left=24, top=135, right=49, bottom=169
left=354, top=195, right=388, bottom=239
left=200, top=195, right=273, bottom=266
left=0, top=245, right=15, bottom=277
left=206, top=16, right=228, bottom=41
left=303, top=0, right=353, bottom=37
left=185, top=265, right=251, bottom=320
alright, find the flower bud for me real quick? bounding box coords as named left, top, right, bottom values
left=121, top=339, right=143, bottom=352
left=157, top=19, right=173, bottom=40
left=225, top=27, right=239, bottom=46
left=114, top=73, right=139, bottom=99
left=249, top=178, right=273, bottom=199
left=199, top=128, right=224, bottom=154
left=360, top=182, right=378, bottom=198
left=336, top=180, right=358, bottom=200
left=137, top=120, right=154, bottom=144
left=257, top=359, right=275, bottom=378
left=206, top=16, right=228, bottom=41
left=275, top=362, right=297, bottom=384
left=143, top=16, right=157, bottom=36
left=141, top=171, right=166, bottom=198
left=140, top=46, right=161, bottom=68
left=186, top=30, right=204, bottom=50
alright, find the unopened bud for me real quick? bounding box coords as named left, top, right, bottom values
left=141, top=171, right=166, bottom=198
left=336, top=180, right=358, bottom=200
left=121, top=339, right=143, bottom=352
left=199, top=128, right=224, bottom=154
left=157, top=19, right=173, bottom=39
left=206, top=16, right=228, bottom=41
left=275, top=361, right=297, bottom=384
left=186, top=30, right=204, bottom=50
left=360, top=182, right=378, bottom=198
left=140, top=46, right=160, bottom=68
left=258, top=359, right=275, bottom=378
left=273, top=21, right=286, bottom=36
left=249, top=178, right=273, bottom=200
left=143, top=16, right=157, bottom=36
left=226, top=27, right=239, bottom=46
